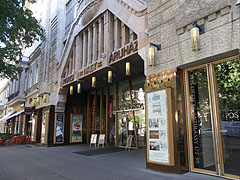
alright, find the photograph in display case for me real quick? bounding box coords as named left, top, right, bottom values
left=149, top=131, right=159, bottom=139
left=149, top=118, right=159, bottom=128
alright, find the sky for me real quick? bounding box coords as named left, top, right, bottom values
left=0, top=79, right=8, bottom=90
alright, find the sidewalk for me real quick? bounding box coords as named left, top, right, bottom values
left=0, top=144, right=226, bottom=180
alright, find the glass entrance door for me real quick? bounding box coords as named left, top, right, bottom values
left=186, top=66, right=217, bottom=173
left=118, top=111, right=133, bottom=147
left=185, top=56, right=240, bottom=179
left=213, top=58, right=240, bottom=178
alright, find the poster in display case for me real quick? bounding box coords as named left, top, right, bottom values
left=54, top=113, right=64, bottom=144
left=146, top=88, right=174, bottom=165
left=70, top=114, right=83, bottom=143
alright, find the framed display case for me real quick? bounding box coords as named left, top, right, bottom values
left=70, top=114, right=83, bottom=143
left=146, top=88, right=174, bottom=166
left=54, top=113, right=64, bottom=144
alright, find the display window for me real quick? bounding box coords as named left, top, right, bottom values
left=117, top=76, right=146, bottom=148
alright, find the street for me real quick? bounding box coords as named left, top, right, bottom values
left=0, top=144, right=225, bottom=180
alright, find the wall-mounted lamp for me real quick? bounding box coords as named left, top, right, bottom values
left=92, top=76, right=96, bottom=88
left=148, top=46, right=155, bottom=66
left=148, top=43, right=161, bottom=66
left=191, top=22, right=205, bottom=51
left=77, top=83, right=81, bottom=94
left=108, top=71, right=112, bottom=83
left=36, top=97, right=40, bottom=105
left=41, top=92, right=50, bottom=103
left=126, top=62, right=130, bottom=76
left=70, top=85, right=73, bottom=95
left=43, top=94, right=47, bottom=103
left=150, top=42, right=161, bottom=51
left=32, top=99, right=36, bottom=107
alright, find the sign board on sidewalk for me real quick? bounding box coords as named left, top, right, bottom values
left=90, top=134, right=97, bottom=147
left=98, top=134, right=105, bottom=147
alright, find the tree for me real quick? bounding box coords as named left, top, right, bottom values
left=0, top=0, right=45, bottom=79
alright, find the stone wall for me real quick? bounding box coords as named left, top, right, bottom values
left=147, top=0, right=240, bottom=76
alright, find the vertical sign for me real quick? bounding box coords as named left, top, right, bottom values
left=41, top=107, right=50, bottom=144
left=41, top=112, right=46, bottom=143
left=31, top=115, right=35, bottom=141
left=71, top=114, right=82, bottom=143
left=55, top=113, right=64, bottom=143
left=146, top=89, right=174, bottom=165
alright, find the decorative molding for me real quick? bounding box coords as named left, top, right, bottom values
left=115, top=0, right=147, bottom=17
left=145, top=68, right=177, bottom=91
left=177, top=6, right=231, bottom=35
left=58, top=0, right=103, bottom=73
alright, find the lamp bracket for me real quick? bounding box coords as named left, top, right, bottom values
left=192, top=22, right=205, bottom=34
left=150, top=42, right=161, bottom=51
left=37, top=94, right=43, bottom=97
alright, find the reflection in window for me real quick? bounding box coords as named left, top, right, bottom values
left=214, top=58, right=240, bottom=176
left=188, top=67, right=216, bottom=171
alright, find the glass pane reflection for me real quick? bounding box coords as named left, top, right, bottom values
left=188, top=67, right=216, bottom=171
left=215, top=59, right=240, bottom=176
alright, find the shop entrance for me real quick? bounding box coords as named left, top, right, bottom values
left=117, top=76, right=146, bottom=149
left=118, top=110, right=146, bottom=148
left=185, top=56, right=240, bottom=179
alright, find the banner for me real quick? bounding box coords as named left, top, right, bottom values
left=71, top=114, right=82, bottom=143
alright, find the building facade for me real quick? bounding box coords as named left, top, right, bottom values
left=0, top=82, right=10, bottom=133
left=55, top=0, right=148, bottom=146
left=0, top=0, right=239, bottom=179
left=146, top=0, right=240, bottom=179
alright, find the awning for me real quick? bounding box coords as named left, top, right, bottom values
left=7, top=110, right=24, bottom=120
left=0, top=113, right=13, bottom=122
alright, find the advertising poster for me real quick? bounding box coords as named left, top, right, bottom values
left=71, top=114, right=82, bottom=143
left=147, top=89, right=169, bottom=164
left=55, top=113, right=64, bottom=143
left=90, top=134, right=98, bottom=144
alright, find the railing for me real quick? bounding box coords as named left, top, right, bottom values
left=7, top=91, right=19, bottom=102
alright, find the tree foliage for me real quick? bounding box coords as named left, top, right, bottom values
left=215, top=59, right=240, bottom=112
left=0, top=0, right=45, bottom=79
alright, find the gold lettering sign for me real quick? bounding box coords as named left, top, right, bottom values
left=62, top=74, right=74, bottom=86
left=78, top=60, right=103, bottom=79
left=109, top=40, right=138, bottom=64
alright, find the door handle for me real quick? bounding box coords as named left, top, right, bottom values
left=220, top=129, right=227, bottom=133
